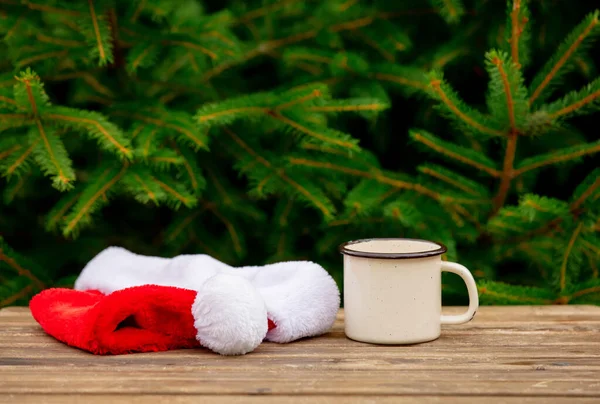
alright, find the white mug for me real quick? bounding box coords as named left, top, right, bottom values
left=340, top=238, right=479, bottom=344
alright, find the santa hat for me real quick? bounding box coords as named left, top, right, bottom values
left=30, top=247, right=340, bottom=355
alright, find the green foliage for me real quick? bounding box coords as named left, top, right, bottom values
left=1, top=0, right=599, bottom=307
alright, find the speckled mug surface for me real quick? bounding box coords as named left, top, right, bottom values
left=339, top=238, right=479, bottom=345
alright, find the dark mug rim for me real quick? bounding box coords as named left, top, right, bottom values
left=338, top=237, right=447, bottom=259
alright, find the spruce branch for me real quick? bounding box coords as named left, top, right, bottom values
left=0, top=238, right=44, bottom=289
left=571, top=170, right=600, bottom=211
left=428, top=72, right=504, bottom=138
left=1, top=140, right=37, bottom=178
left=45, top=191, right=81, bottom=232
left=559, top=222, right=584, bottom=292
left=206, top=205, right=244, bottom=256
left=506, top=0, right=530, bottom=68
left=529, top=10, right=600, bottom=104
left=163, top=209, right=205, bottom=245
left=429, top=0, right=465, bottom=24
left=492, top=131, right=517, bottom=215
left=410, top=130, right=501, bottom=177
left=563, top=280, right=600, bottom=304
left=418, top=163, right=490, bottom=197
left=62, top=162, right=129, bottom=237
left=0, top=283, right=34, bottom=308
left=150, top=174, right=197, bottom=209
left=514, top=139, right=600, bottom=176
left=19, top=1, right=80, bottom=16
left=546, top=77, right=600, bottom=119
left=287, top=155, right=488, bottom=205
left=0, top=112, right=28, bottom=130
left=224, top=128, right=335, bottom=218
left=201, top=13, right=384, bottom=82
left=370, top=63, right=430, bottom=94
left=477, top=280, right=555, bottom=304
left=29, top=123, right=75, bottom=191
left=485, top=50, right=528, bottom=131
left=47, top=107, right=132, bottom=158
left=233, top=0, right=302, bottom=25
left=171, top=143, right=205, bottom=194
left=83, top=0, right=113, bottom=66
left=14, top=69, right=49, bottom=116
left=112, top=108, right=207, bottom=151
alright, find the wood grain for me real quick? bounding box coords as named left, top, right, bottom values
left=1, top=306, right=599, bottom=402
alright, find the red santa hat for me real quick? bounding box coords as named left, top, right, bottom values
left=30, top=247, right=340, bottom=355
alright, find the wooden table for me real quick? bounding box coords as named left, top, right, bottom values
left=1, top=306, right=599, bottom=403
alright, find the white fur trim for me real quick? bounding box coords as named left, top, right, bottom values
left=74, top=247, right=231, bottom=294
left=74, top=246, right=340, bottom=344
left=192, top=273, right=268, bottom=355
left=236, top=261, right=340, bottom=343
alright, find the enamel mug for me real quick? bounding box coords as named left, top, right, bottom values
left=340, top=238, right=479, bottom=344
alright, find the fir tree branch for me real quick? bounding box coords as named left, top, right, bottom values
left=529, top=11, right=599, bottom=104
left=372, top=72, right=428, bottom=91
left=514, top=140, right=600, bottom=176
left=418, top=164, right=488, bottom=196
left=306, top=99, right=389, bottom=113
left=547, top=78, right=600, bottom=119
left=36, top=33, right=86, bottom=48
left=46, top=191, right=81, bottom=231
left=0, top=145, right=21, bottom=161
left=164, top=209, right=206, bottom=244
left=492, top=132, right=518, bottom=215
left=151, top=177, right=196, bottom=208
left=16, top=50, right=69, bottom=68
left=225, top=129, right=333, bottom=218
left=203, top=15, right=381, bottom=82
left=47, top=110, right=132, bottom=158
left=129, top=0, right=146, bottom=22
left=31, top=119, right=75, bottom=190
left=4, top=141, right=37, bottom=177
left=411, top=131, right=501, bottom=177
left=132, top=173, right=158, bottom=203
left=491, top=55, right=516, bottom=130
left=0, top=95, right=17, bottom=107
left=571, top=176, right=600, bottom=211
left=63, top=163, right=128, bottom=236
left=164, top=40, right=217, bottom=60
left=234, top=0, right=302, bottom=25
left=172, top=143, right=203, bottom=193
left=429, top=78, right=504, bottom=137
left=21, top=1, right=80, bottom=16
left=508, top=0, right=528, bottom=68
left=88, top=0, right=107, bottom=64
left=560, top=222, right=584, bottom=292
left=275, top=88, right=322, bottom=111
left=288, top=157, right=487, bottom=205
left=0, top=244, right=44, bottom=289
left=197, top=107, right=267, bottom=123
left=549, top=88, right=600, bottom=118
left=430, top=0, right=464, bottom=24
left=0, top=284, right=34, bottom=308
left=0, top=112, right=28, bottom=130
left=19, top=75, right=39, bottom=116
left=570, top=285, right=600, bottom=300
left=112, top=111, right=206, bottom=150
left=271, top=113, right=358, bottom=149
left=207, top=206, right=243, bottom=255
left=477, top=283, right=554, bottom=304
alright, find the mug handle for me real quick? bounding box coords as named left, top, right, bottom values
left=440, top=262, right=479, bottom=325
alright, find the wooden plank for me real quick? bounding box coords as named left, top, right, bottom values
left=0, top=395, right=599, bottom=404
left=1, top=306, right=599, bottom=400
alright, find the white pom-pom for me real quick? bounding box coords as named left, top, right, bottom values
left=192, top=273, right=268, bottom=355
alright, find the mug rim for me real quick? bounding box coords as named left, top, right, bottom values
left=338, top=237, right=447, bottom=259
